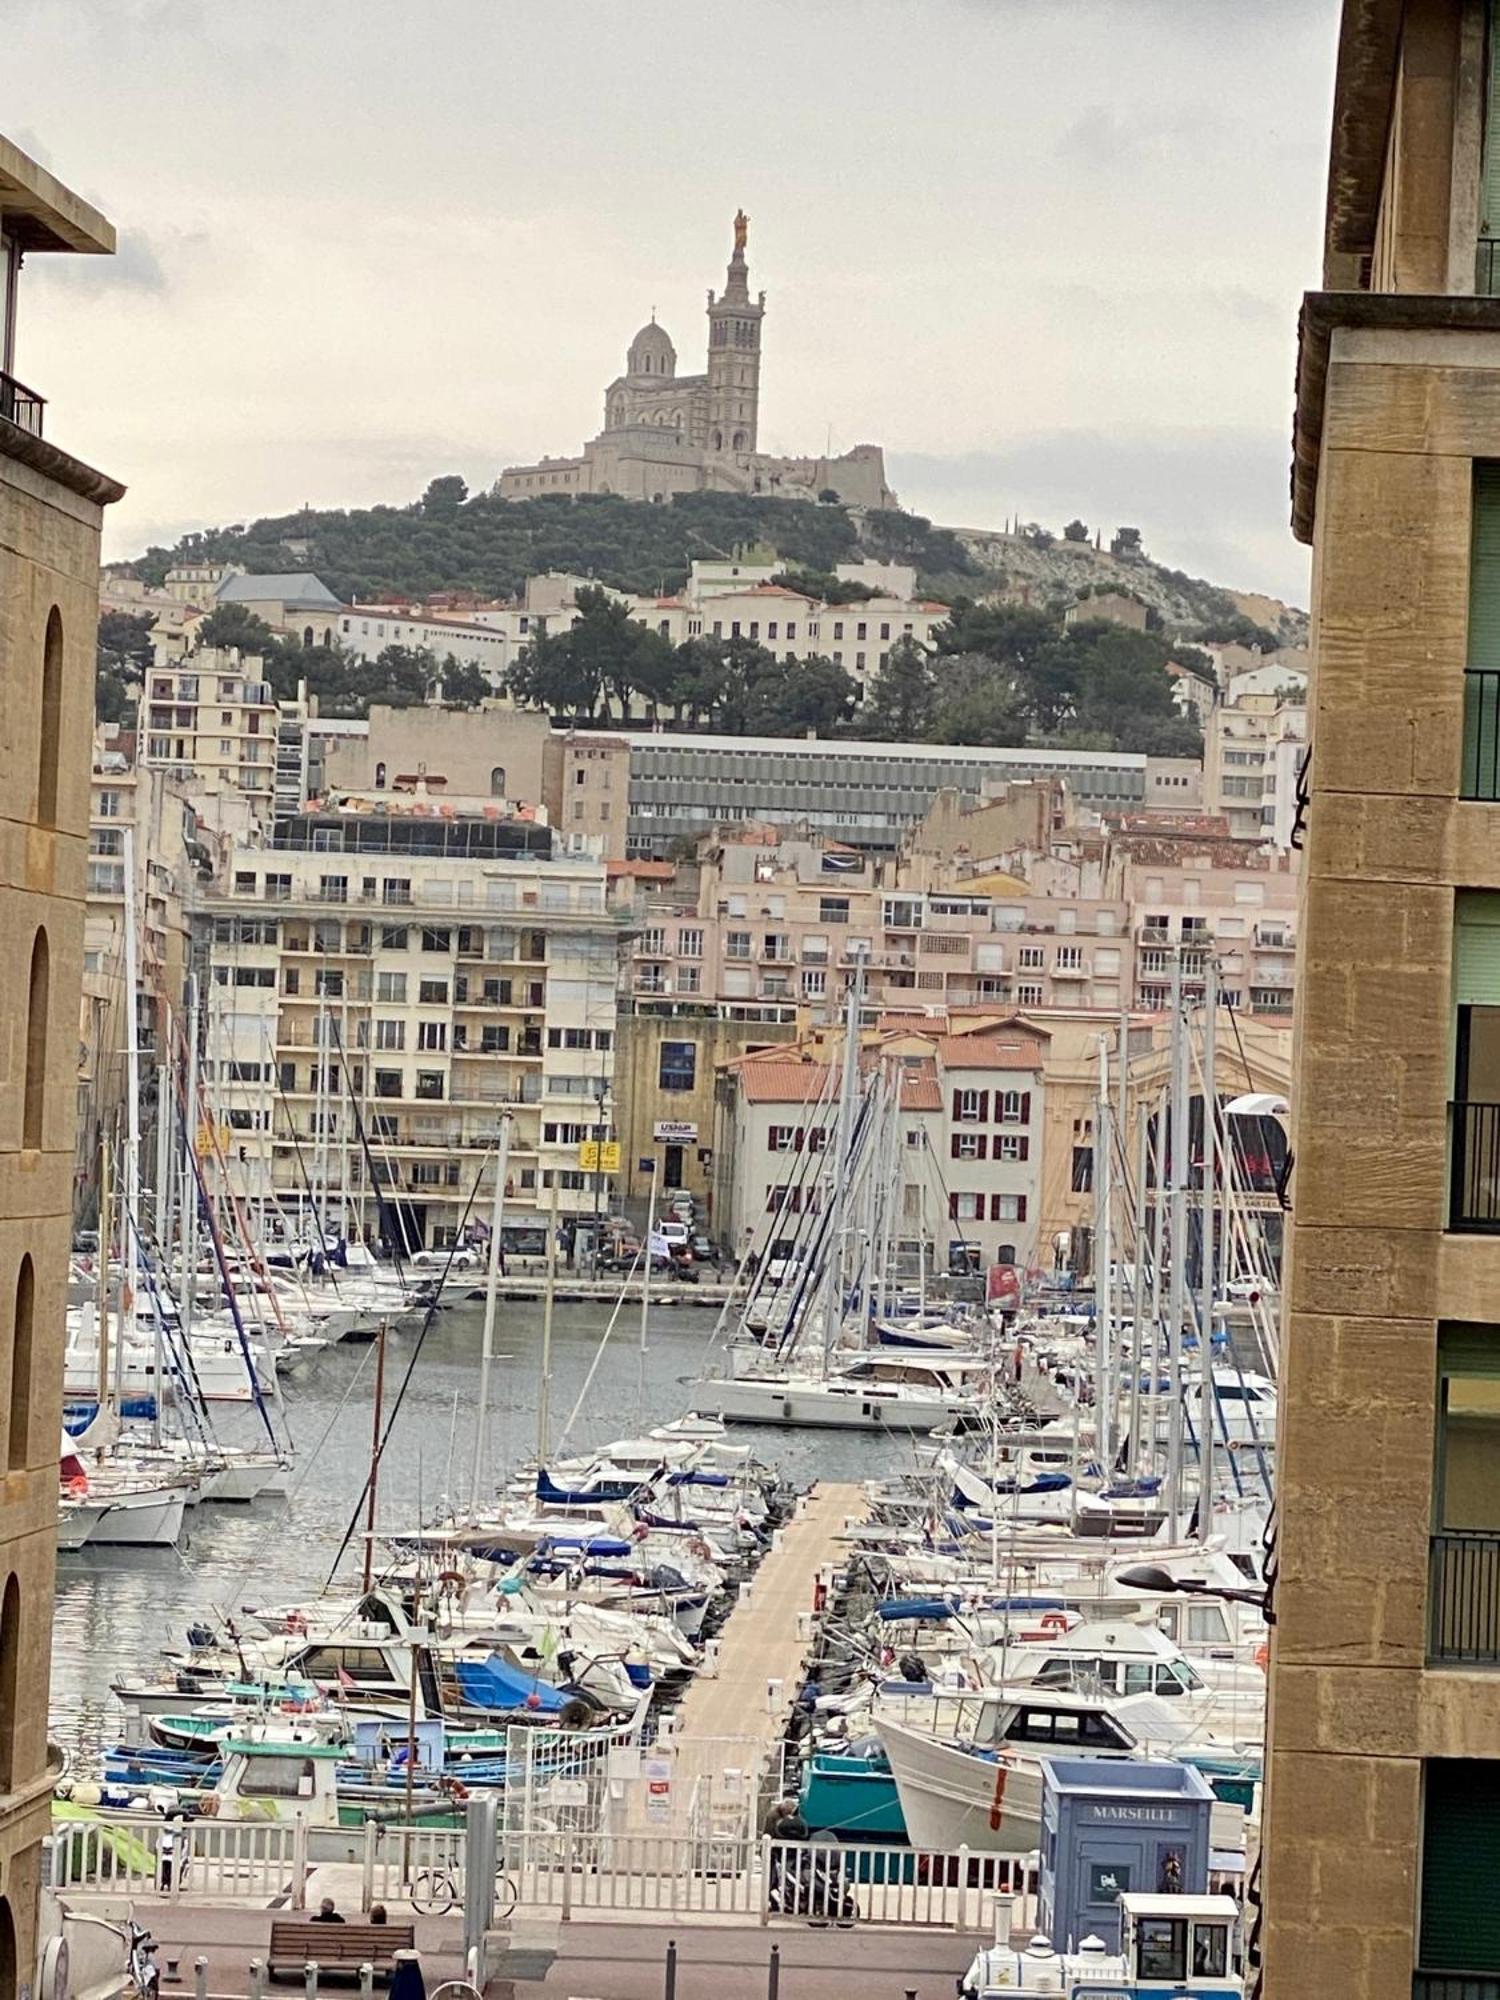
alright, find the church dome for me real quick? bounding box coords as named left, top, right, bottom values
left=627, top=319, right=676, bottom=379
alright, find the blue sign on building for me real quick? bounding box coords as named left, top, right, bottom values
left=1038, top=1757, right=1215, bottom=1953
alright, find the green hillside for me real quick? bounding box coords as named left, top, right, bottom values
left=119, top=485, right=980, bottom=604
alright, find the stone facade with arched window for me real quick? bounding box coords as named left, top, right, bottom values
left=0, top=131, right=124, bottom=1983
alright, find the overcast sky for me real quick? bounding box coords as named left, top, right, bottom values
left=7, top=0, right=1338, bottom=603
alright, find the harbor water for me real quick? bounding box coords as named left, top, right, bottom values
left=48, top=1300, right=896, bottom=1769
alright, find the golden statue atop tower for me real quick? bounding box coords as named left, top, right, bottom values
left=733, top=208, right=749, bottom=254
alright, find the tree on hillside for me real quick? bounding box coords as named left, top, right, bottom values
left=1044, top=620, right=1202, bottom=756
left=422, top=475, right=469, bottom=516
left=506, top=585, right=676, bottom=722
left=864, top=636, right=936, bottom=740
left=744, top=654, right=857, bottom=736
left=771, top=569, right=876, bottom=605
left=935, top=603, right=1071, bottom=730
left=195, top=602, right=278, bottom=656
left=1063, top=519, right=1090, bottom=543
left=437, top=658, right=492, bottom=708
left=97, top=609, right=156, bottom=678
left=926, top=653, right=1030, bottom=748
left=95, top=670, right=135, bottom=725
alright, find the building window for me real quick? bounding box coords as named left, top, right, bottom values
left=23, top=929, right=48, bottom=1150
left=1018, top=945, right=1044, bottom=969
left=991, top=1193, right=1027, bottom=1221
left=374, top=762, right=387, bottom=788
left=1419, top=1759, right=1500, bottom=1979
left=417, top=1022, right=447, bottom=1051
left=998, top=1089, right=1030, bottom=1124
left=678, top=928, right=703, bottom=958
left=38, top=606, right=63, bottom=827
left=954, top=1088, right=985, bottom=1123
left=1072, top=1145, right=1094, bottom=1191
left=10, top=1257, right=33, bottom=1473
left=1017, top=983, right=1044, bottom=1007
left=375, top=1020, right=405, bottom=1050
left=418, top=979, right=449, bottom=1005
left=952, top=1132, right=986, bottom=1160
left=659, top=1040, right=697, bottom=1093
left=0, top=1574, right=16, bottom=1792
left=490, top=765, right=506, bottom=797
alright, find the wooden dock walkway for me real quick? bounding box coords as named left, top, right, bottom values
left=655, top=1481, right=869, bottom=1825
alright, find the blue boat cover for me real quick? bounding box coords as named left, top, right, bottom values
left=535, top=1471, right=640, bottom=1507
left=665, top=1470, right=730, bottom=1488
left=876, top=1598, right=957, bottom=1622
left=454, top=1655, right=568, bottom=1714
left=535, top=1535, right=633, bottom=1557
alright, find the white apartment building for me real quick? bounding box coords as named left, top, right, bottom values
left=336, top=607, right=519, bottom=687
left=1203, top=676, right=1309, bottom=847
left=200, top=801, right=624, bottom=1251
left=713, top=1019, right=1045, bottom=1275
left=142, top=647, right=281, bottom=816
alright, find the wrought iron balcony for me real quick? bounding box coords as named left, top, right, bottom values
left=1429, top=1530, right=1500, bottom=1664
left=1449, top=1101, right=1500, bottom=1231
left=1462, top=669, right=1500, bottom=801
left=0, top=369, right=45, bottom=437
left=1415, top=1972, right=1500, bottom=2000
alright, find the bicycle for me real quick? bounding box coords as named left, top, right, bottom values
left=408, top=1863, right=519, bottom=1921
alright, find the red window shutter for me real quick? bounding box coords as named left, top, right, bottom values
left=948, top=1192, right=959, bottom=1220
left=951, top=1088, right=962, bottom=1121
left=978, top=1090, right=990, bottom=1122
left=1017, top=1195, right=1028, bottom=1221
left=1020, top=1091, right=1031, bottom=1122
left=795, top=1127, right=805, bottom=1150
left=990, top=1193, right=1002, bottom=1221
left=1019, top=1136, right=1030, bottom=1161
left=950, top=1135, right=961, bottom=1160
left=977, top=1135, right=988, bottom=1160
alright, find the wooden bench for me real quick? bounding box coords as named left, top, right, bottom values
left=266, top=1918, right=416, bottom=1983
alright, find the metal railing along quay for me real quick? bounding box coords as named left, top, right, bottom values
left=1450, top=1100, right=1500, bottom=1230
left=47, top=1813, right=1032, bottom=1933
left=1429, top=1530, right=1500, bottom=1664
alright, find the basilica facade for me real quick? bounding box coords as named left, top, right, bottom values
left=496, top=216, right=895, bottom=512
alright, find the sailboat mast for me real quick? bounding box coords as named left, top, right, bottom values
left=362, top=1320, right=387, bottom=1593
left=1165, top=950, right=1189, bottom=1528
left=637, top=1144, right=659, bottom=1400
left=821, top=951, right=866, bottom=1369
left=1198, top=957, right=1219, bottom=1544
left=537, top=1176, right=560, bottom=1461
left=182, top=976, right=200, bottom=1349
left=1092, top=1032, right=1112, bottom=1466
left=469, top=1114, right=511, bottom=1514
left=1127, top=1098, right=1149, bottom=1481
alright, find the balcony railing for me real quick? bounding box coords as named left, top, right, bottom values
left=0, top=369, right=45, bottom=437
left=1429, top=1530, right=1500, bottom=1663
left=1451, top=1101, right=1500, bottom=1231
left=1416, top=1974, right=1500, bottom=2000
left=1479, top=236, right=1500, bottom=297
left=1462, top=669, right=1500, bottom=801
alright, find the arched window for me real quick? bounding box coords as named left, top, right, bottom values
left=303, top=626, right=315, bottom=648
left=732, top=431, right=746, bottom=451
left=0, top=1894, right=14, bottom=1991
left=490, top=766, right=506, bottom=797
left=0, top=1575, right=19, bottom=1791
left=22, top=929, right=48, bottom=1151
left=374, top=762, right=387, bottom=790
left=10, top=1259, right=31, bottom=1473
left=38, top=606, right=63, bottom=827
left=711, top=431, right=722, bottom=452
left=996, top=1243, right=1017, bottom=1266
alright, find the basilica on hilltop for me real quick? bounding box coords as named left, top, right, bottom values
left=496, top=214, right=895, bottom=511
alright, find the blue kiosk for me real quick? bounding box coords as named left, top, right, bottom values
left=1038, top=1757, right=1216, bottom=1953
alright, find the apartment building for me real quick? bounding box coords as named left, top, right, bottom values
left=79, top=732, right=195, bottom=1199
left=200, top=798, right=623, bottom=1250
left=142, top=646, right=280, bottom=816
left=336, top=606, right=516, bottom=685
left=610, top=732, right=1171, bottom=857
left=710, top=1020, right=1045, bottom=1273
left=1202, top=676, right=1309, bottom=846
left=0, top=132, right=122, bottom=1987
left=318, top=704, right=557, bottom=813
left=1260, top=8, right=1500, bottom=1996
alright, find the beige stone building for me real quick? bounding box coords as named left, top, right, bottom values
left=318, top=702, right=557, bottom=813
left=0, top=132, right=121, bottom=1987
left=199, top=795, right=624, bottom=1250
left=497, top=217, right=896, bottom=511
left=1261, top=5, right=1500, bottom=1995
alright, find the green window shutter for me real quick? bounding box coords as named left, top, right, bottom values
left=1455, top=893, right=1500, bottom=1003
left=1421, top=1761, right=1500, bottom=1971
left=1469, top=465, right=1500, bottom=671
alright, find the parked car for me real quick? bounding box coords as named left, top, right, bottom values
left=658, top=1219, right=691, bottom=1249
left=668, top=1195, right=696, bottom=1223
left=690, top=1233, right=717, bottom=1263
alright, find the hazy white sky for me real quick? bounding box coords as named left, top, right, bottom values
left=7, top=0, right=1338, bottom=602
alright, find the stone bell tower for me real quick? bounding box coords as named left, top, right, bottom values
left=705, top=209, right=764, bottom=457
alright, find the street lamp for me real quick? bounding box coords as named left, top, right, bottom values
left=1114, top=1560, right=1269, bottom=1612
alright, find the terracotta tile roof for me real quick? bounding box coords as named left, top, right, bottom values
left=737, top=1061, right=833, bottom=1104
left=935, top=1036, right=1044, bottom=1071
left=606, top=860, right=675, bottom=878
left=899, top=1073, right=943, bottom=1111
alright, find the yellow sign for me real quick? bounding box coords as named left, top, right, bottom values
left=195, top=1123, right=231, bottom=1158
left=577, top=1141, right=622, bottom=1173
